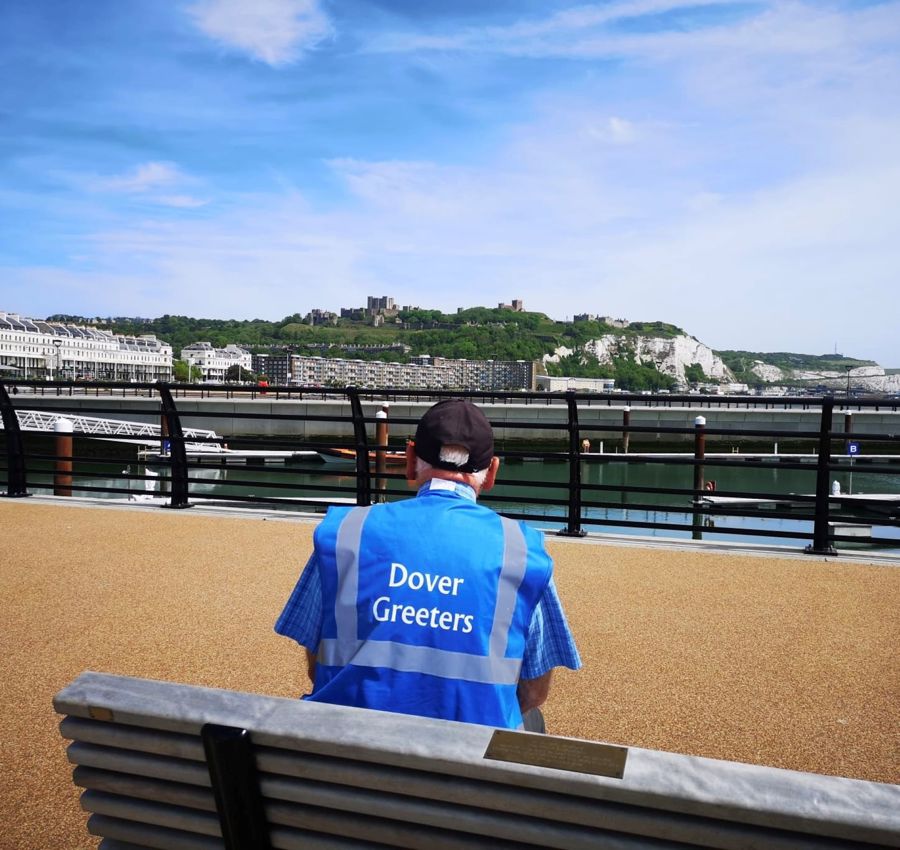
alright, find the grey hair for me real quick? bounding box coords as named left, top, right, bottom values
left=436, top=445, right=470, bottom=467
left=415, top=445, right=489, bottom=490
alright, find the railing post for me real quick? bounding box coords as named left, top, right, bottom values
left=201, top=724, right=272, bottom=850
left=806, top=396, right=837, bottom=556
left=622, top=406, right=631, bottom=454
left=0, top=382, right=30, bottom=498
left=156, top=382, right=191, bottom=509
left=347, top=388, right=371, bottom=506
left=557, top=391, right=586, bottom=537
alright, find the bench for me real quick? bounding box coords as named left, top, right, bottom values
left=55, top=671, right=900, bottom=850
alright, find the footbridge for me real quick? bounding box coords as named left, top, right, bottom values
left=1, top=409, right=222, bottom=452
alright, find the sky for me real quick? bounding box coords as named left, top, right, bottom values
left=1, top=0, right=899, bottom=365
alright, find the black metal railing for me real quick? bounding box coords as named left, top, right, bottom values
left=2, top=380, right=898, bottom=555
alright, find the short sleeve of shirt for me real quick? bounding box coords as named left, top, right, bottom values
left=520, top=576, right=582, bottom=680
left=274, top=552, right=322, bottom=650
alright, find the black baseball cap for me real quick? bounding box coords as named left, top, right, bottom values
left=414, top=399, right=494, bottom=473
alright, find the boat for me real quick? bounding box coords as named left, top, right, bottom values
left=317, top=447, right=407, bottom=466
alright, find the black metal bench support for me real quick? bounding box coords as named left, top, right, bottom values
left=201, top=723, right=272, bottom=850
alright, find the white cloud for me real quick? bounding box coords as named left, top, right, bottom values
left=85, top=162, right=208, bottom=209
left=370, top=1, right=900, bottom=67
left=187, top=0, right=332, bottom=65
left=99, top=161, right=182, bottom=193
left=369, top=0, right=745, bottom=54
left=155, top=195, right=210, bottom=209
left=587, top=116, right=638, bottom=145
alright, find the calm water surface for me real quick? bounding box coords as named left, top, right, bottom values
left=25, top=452, right=900, bottom=553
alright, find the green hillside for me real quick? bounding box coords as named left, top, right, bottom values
left=717, top=350, right=876, bottom=384
left=47, top=309, right=688, bottom=390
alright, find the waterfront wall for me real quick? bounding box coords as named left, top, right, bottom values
left=13, top=395, right=899, bottom=446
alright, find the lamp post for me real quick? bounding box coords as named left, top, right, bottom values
left=52, top=338, right=62, bottom=381
left=844, top=366, right=852, bottom=399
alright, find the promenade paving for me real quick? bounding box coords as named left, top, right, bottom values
left=1, top=498, right=898, bottom=850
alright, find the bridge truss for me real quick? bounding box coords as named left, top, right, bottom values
left=1, top=409, right=222, bottom=452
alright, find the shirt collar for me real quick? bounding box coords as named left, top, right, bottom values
left=417, top=478, right=478, bottom=502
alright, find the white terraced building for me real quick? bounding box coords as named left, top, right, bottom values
left=179, top=342, right=252, bottom=382
left=250, top=353, right=535, bottom=391
left=0, top=312, right=173, bottom=381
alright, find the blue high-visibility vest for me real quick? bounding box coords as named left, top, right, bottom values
left=308, top=481, right=553, bottom=728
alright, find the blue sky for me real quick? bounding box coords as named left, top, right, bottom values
left=1, top=0, right=899, bottom=365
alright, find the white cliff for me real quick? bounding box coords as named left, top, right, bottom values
left=543, top=346, right=575, bottom=364
left=542, top=330, right=896, bottom=393
left=751, top=361, right=785, bottom=383
left=544, top=334, right=733, bottom=383
left=790, top=366, right=900, bottom=394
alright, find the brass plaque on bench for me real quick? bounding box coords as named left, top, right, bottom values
left=88, top=706, right=115, bottom=722
left=484, top=730, right=627, bottom=779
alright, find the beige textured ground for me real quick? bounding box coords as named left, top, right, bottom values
left=1, top=499, right=898, bottom=850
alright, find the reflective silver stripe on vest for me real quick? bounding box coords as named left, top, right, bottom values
left=318, top=639, right=522, bottom=684
left=319, top=508, right=528, bottom=686
left=334, top=505, right=369, bottom=643
left=493, top=517, right=528, bottom=660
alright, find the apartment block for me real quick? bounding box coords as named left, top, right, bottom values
left=249, top=353, right=535, bottom=391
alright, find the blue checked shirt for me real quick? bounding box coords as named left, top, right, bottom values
left=276, top=521, right=582, bottom=681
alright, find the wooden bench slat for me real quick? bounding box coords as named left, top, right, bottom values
left=61, top=716, right=205, bottom=761
left=74, top=766, right=216, bottom=812
left=82, top=790, right=222, bottom=838
left=267, top=802, right=557, bottom=850
left=100, top=839, right=169, bottom=850
left=88, top=813, right=224, bottom=850
left=68, top=741, right=210, bottom=787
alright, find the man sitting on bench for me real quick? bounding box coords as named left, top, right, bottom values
left=276, top=399, right=581, bottom=731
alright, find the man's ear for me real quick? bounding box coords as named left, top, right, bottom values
left=481, top=456, right=500, bottom=492
left=405, top=441, right=417, bottom=483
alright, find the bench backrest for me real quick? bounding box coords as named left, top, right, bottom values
left=55, top=671, right=900, bottom=850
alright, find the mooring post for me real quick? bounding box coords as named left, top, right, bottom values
left=622, top=406, right=631, bottom=454
left=375, top=402, right=389, bottom=503
left=692, top=415, right=706, bottom=541
left=54, top=417, right=73, bottom=497
left=693, top=415, right=706, bottom=492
